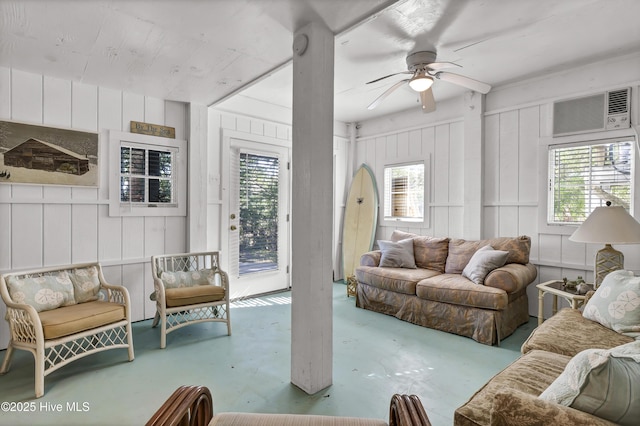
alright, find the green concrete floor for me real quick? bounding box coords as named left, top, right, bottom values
left=0, top=282, right=536, bottom=425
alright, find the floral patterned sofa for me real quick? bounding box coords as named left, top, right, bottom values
left=355, top=231, right=537, bottom=345
left=454, top=272, right=639, bottom=426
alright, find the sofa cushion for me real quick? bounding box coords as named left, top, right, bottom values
left=165, top=285, right=226, bottom=307
left=462, top=246, right=509, bottom=285
left=521, top=308, right=633, bottom=357
left=355, top=266, right=439, bottom=295
left=454, top=349, right=571, bottom=426
left=70, top=266, right=102, bottom=303
left=38, top=301, right=126, bottom=339
left=7, top=272, right=76, bottom=312
left=445, top=236, right=531, bottom=274
left=539, top=341, right=640, bottom=426
left=390, top=230, right=449, bottom=272
left=490, top=389, right=618, bottom=426
left=416, top=274, right=508, bottom=310
left=583, top=270, right=640, bottom=338
left=378, top=238, right=416, bottom=268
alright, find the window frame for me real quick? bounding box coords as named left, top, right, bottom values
left=539, top=128, right=638, bottom=236
left=382, top=161, right=427, bottom=225
left=109, top=130, right=187, bottom=217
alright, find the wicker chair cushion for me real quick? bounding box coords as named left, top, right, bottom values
left=210, top=412, right=387, bottom=425
left=38, top=301, right=125, bottom=339
left=165, top=285, right=226, bottom=308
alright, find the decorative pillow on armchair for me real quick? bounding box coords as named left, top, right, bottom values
left=378, top=238, right=416, bottom=268
left=583, top=270, right=640, bottom=338
left=461, top=245, right=509, bottom=285
left=160, top=270, right=216, bottom=289
left=539, top=340, right=640, bottom=426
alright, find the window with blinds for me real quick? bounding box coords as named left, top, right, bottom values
left=239, top=152, right=279, bottom=275
left=120, top=144, right=176, bottom=206
left=383, top=162, right=425, bottom=221
left=548, top=139, right=633, bottom=224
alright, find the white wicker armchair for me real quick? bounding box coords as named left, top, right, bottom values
left=151, top=251, right=231, bottom=348
left=0, top=262, right=134, bottom=398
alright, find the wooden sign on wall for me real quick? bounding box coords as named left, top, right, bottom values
left=130, top=121, right=176, bottom=139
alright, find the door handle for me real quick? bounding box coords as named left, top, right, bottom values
left=230, top=225, right=237, bottom=231
left=230, top=213, right=236, bottom=219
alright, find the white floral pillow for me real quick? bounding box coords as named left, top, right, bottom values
left=160, top=269, right=215, bottom=289
left=70, top=266, right=102, bottom=303
left=583, top=270, right=640, bottom=338
left=7, top=272, right=76, bottom=312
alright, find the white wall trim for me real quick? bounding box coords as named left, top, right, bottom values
left=356, top=117, right=464, bottom=142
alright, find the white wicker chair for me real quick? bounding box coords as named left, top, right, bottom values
left=151, top=251, right=231, bottom=348
left=0, top=262, right=135, bottom=398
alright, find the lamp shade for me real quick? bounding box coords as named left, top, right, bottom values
left=569, top=205, right=640, bottom=244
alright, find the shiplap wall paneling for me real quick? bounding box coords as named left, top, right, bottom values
left=71, top=204, right=98, bottom=263
left=43, top=76, right=72, bottom=128
left=122, top=217, right=145, bottom=259
left=12, top=70, right=42, bottom=122
left=0, top=67, right=10, bottom=117
left=98, top=205, right=123, bottom=261
left=122, top=263, right=145, bottom=322
left=43, top=204, right=71, bottom=266
left=11, top=204, right=43, bottom=269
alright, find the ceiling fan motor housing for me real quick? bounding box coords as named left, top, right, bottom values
left=406, top=51, right=437, bottom=71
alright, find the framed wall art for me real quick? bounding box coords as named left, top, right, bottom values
left=0, top=120, right=99, bottom=187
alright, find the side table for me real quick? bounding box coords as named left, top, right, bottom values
left=536, top=280, right=594, bottom=326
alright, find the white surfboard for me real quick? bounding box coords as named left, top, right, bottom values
left=342, top=164, right=379, bottom=279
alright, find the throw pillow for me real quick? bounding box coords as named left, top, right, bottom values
left=70, top=266, right=102, bottom=303
left=378, top=238, right=417, bottom=268
left=461, top=245, right=509, bottom=285
left=160, top=269, right=216, bottom=289
left=539, top=340, right=640, bottom=426
left=583, top=269, right=640, bottom=338
left=6, top=272, right=76, bottom=312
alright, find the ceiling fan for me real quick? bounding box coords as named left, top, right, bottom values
left=366, top=51, right=492, bottom=113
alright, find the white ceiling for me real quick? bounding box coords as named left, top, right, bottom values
left=2, top=0, right=640, bottom=124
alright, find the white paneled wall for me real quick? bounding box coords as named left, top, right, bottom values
left=0, top=67, right=188, bottom=349
left=356, top=119, right=465, bottom=242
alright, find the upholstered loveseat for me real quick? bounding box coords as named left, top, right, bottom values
left=0, top=262, right=134, bottom=397
left=455, top=271, right=640, bottom=426
left=355, top=231, right=537, bottom=345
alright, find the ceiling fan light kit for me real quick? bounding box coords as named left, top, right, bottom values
left=408, top=73, right=433, bottom=92
left=366, top=50, right=491, bottom=113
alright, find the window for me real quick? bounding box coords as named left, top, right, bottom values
left=120, top=145, right=175, bottom=205
left=109, top=131, right=186, bottom=217
left=383, top=162, right=425, bottom=222
left=548, top=138, right=633, bottom=225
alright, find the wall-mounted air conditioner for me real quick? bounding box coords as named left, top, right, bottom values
left=553, top=87, right=631, bottom=137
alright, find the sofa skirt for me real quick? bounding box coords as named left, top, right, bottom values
left=356, top=282, right=530, bottom=345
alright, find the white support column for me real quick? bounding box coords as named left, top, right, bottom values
left=463, top=91, right=485, bottom=240
left=290, top=21, right=334, bottom=394
left=187, top=103, right=209, bottom=251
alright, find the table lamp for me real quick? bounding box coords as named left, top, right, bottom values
left=569, top=201, right=640, bottom=287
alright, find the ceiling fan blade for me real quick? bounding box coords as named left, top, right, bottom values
left=426, top=61, right=461, bottom=71
left=435, top=72, right=491, bottom=94
left=366, top=71, right=412, bottom=85
left=419, top=88, right=436, bottom=113
left=367, top=79, right=409, bottom=110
